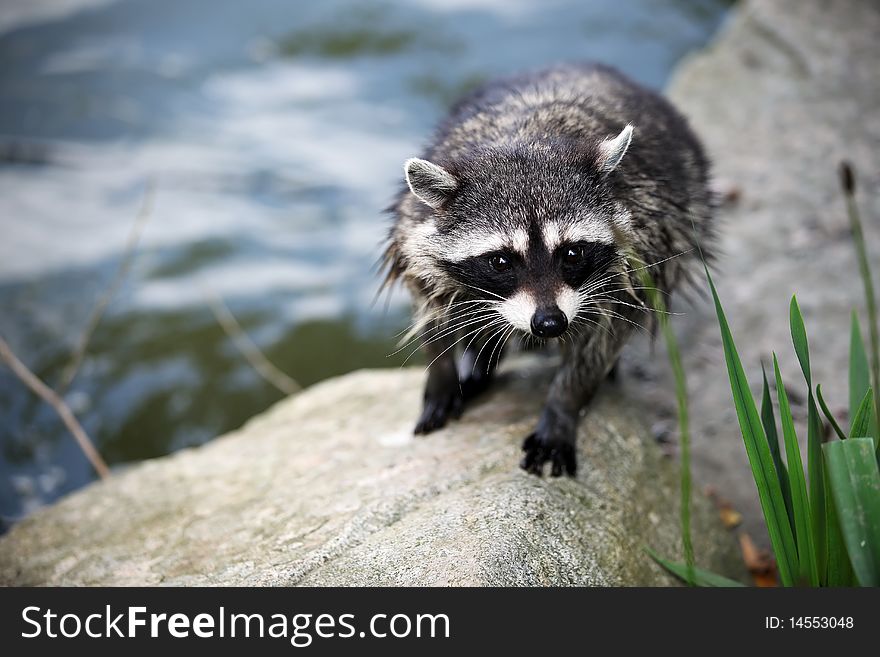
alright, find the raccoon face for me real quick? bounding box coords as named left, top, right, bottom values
left=437, top=229, right=619, bottom=338
left=402, top=125, right=633, bottom=338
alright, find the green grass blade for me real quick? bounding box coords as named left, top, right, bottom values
left=658, top=301, right=695, bottom=586
left=790, top=296, right=828, bottom=579
left=823, top=437, right=880, bottom=586
left=823, top=464, right=855, bottom=586
left=646, top=548, right=746, bottom=587
left=762, top=363, right=795, bottom=533
left=806, top=398, right=827, bottom=580
left=850, top=312, right=871, bottom=425
left=773, top=355, right=819, bottom=586
left=849, top=388, right=877, bottom=449
left=816, top=385, right=847, bottom=441
left=635, top=258, right=695, bottom=585
left=842, top=163, right=880, bottom=455
left=790, top=296, right=812, bottom=387
left=708, top=268, right=798, bottom=585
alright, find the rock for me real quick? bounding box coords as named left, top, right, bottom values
left=619, top=0, right=880, bottom=545
left=0, top=358, right=742, bottom=585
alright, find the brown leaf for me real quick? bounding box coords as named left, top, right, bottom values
left=718, top=502, right=743, bottom=529
left=704, top=487, right=742, bottom=529
left=739, top=533, right=777, bottom=587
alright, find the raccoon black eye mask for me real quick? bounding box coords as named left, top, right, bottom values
left=382, top=62, right=714, bottom=476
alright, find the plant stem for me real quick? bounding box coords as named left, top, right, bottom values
left=635, top=257, right=695, bottom=585
left=203, top=287, right=301, bottom=396
left=0, top=336, right=110, bottom=479
left=57, top=178, right=156, bottom=396
left=841, top=162, right=880, bottom=438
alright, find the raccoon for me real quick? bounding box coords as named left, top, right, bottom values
left=382, top=63, right=713, bottom=476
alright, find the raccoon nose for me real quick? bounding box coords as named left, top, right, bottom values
left=531, top=307, right=568, bottom=338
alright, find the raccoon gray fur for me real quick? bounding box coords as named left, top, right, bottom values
left=382, top=62, right=713, bottom=477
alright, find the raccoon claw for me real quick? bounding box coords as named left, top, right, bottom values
left=520, top=433, right=577, bottom=477
left=414, top=390, right=464, bottom=434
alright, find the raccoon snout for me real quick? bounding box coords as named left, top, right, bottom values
left=530, top=306, right=568, bottom=338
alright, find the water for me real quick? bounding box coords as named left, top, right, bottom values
left=0, top=0, right=732, bottom=528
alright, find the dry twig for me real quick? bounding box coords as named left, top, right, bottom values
left=57, top=177, right=157, bottom=395
left=0, top=336, right=110, bottom=479
left=203, top=288, right=301, bottom=396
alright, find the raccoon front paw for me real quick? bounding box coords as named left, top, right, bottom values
left=520, top=431, right=577, bottom=477
left=414, top=389, right=464, bottom=435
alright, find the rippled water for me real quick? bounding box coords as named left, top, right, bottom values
left=0, top=0, right=732, bottom=527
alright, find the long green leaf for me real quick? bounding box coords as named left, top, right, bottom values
left=849, top=388, right=877, bottom=448
left=708, top=269, right=798, bottom=585
left=773, top=355, right=819, bottom=585
left=843, top=168, right=880, bottom=457
left=823, top=464, right=855, bottom=586
left=791, top=297, right=812, bottom=387
left=635, top=256, right=695, bottom=584
left=646, top=549, right=745, bottom=587
left=762, top=363, right=794, bottom=532
left=823, top=438, right=880, bottom=586
left=816, top=385, right=847, bottom=441
left=790, top=296, right=827, bottom=578
left=850, top=312, right=871, bottom=424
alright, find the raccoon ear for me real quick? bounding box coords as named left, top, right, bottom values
left=597, top=124, right=634, bottom=174
left=404, top=158, right=458, bottom=209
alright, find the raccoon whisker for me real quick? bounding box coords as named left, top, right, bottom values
left=399, top=299, right=501, bottom=336
left=471, top=324, right=506, bottom=378
left=577, top=302, right=644, bottom=324
left=576, top=306, right=649, bottom=336
left=436, top=297, right=503, bottom=315
left=392, top=309, right=500, bottom=358
left=575, top=285, right=667, bottom=310
left=587, top=295, right=681, bottom=317
left=414, top=311, right=503, bottom=351
left=463, top=327, right=492, bottom=378
left=460, top=283, right=506, bottom=302
left=394, top=302, right=500, bottom=348
left=575, top=249, right=692, bottom=298
left=568, top=321, right=587, bottom=343
left=408, top=311, right=506, bottom=362
left=616, top=248, right=694, bottom=277
left=558, top=329, right=571, bottom=347
left=417, top=304, right=497, bottom=335
left=423, top=323, right=499, bottom=372
left=588, top=285, right=668, bottom=295
left=578, top=305, right=644, bottom=328
left=500, top=324, right=519, bottom=360
left=487, top=324, right=516, bottom=374
left=471, top=319, right=511, bottom=377
left=570, top=313, right=614, bottom=338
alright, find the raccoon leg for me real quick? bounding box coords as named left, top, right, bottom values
left=606, top=358, right=620, bottom=382
left=459, top=329, right=505, bottom=403
left=414, top=319, right=464, bottom=435
left=521, top=303, right=642, bottom=476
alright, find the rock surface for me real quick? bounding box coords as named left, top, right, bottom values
left=0, top=360, right=742, bottom=585
left=621, top=0, right=880, bottom=545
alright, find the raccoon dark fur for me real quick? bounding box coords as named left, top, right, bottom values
left=382, top=62, right=714, bottom=477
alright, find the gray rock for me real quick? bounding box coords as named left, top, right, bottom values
left=0, top=359, right=742, bottom=586
left=620, top=0, right=880, bottom=546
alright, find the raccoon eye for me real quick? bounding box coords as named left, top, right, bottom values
left=488, top=253, right=512, bottom=273
left=563, top=245, right=584, bottom=265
